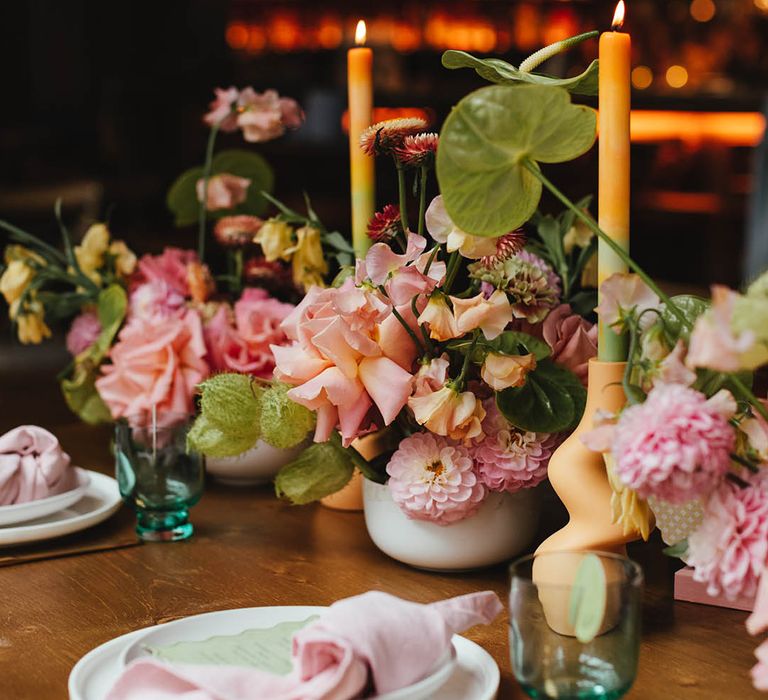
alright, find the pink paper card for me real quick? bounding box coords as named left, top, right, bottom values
left=674, top=567, right=755, bottom=612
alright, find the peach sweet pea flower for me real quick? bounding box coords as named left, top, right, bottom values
left=236, top=88, right=304, bottom=143
left=450, top=290, right=512, bottom=340
left=417, top=294, right=460, bottom=341
left=596, top=273, right=660, bottom=330
left=412, top=354, right=450, bottom=397
left=196, top=173, right=251, bottom=211
left=481, top=352, right=536, bottom=391
left=408, top=384, right=486, bottom=443
left=425, top=195, right=497, bottom=259
left=95, top=310, right=209, bottom=427
left=203, top=87, right=240, bottom=131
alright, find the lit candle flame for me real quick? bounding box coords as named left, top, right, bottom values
left=355, top=20, right=367, bottom=46
left=612, top=1, right=626, bottom=30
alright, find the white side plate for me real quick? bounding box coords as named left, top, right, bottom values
left=0, top=467, right=91, bottom=526
left=0, top=471, right=121, bottom=547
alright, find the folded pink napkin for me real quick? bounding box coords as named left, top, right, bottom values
left=0, top=426, right=74, bottom=505
left=106, top=590, right=503, bottom=700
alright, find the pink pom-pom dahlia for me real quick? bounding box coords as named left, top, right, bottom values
left=386, top=432, right=486, bottom=525
left=612, top=383, right=735, bottom=504
left=473, top=400, right=557, bottom=493
left=687, top=471, right=768, bottom=600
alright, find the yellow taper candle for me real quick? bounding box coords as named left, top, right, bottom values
left=348, top=20, right=375, bottom=258
left=598, top=1, right=631, bottom=361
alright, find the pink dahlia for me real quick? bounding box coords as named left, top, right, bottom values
left=66, top=310, right=101, bottom=356
left=367, top=204, right=402, bottom=243
left=386, top=432, right=486, bottom=525
left=472, top=400, right=558, bottom=493
left=612, top=384, right=736, bottom=504
left=687, top=470, right=768, bottom=599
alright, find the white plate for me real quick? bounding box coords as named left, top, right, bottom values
left=0, top=467, right=91, bottom=526
left=0, top=471, right=121, bottom=547
left=69, top=606, right=499, bottom=700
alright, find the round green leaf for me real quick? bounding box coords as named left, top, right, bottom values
left=568, top=553, right=607, bottom=643
left=437, top=84, right=597, bottom=237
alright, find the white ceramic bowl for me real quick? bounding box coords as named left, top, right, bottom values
left=0, top=467, right=91, bottom=526
left=205, top=440, right=306, bottom=486
left=363, top=479, right=541, bottom=571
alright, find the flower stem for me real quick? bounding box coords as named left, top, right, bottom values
left=396, top=161, right=410, bottom=233
left=442, top=250, right=461, bottom=294
left=730, top=452, right=759, bottom=473
left=453, top=331, right=479, bottom=391
left=417, top=165, right=429, bottom=238
left=422, top=244, right=440, bottom=276
left=411, top=296, right=435, bottom=356
left=522, top=159, right=690, bottom=331
left=729, top=374, right=768, bottom=423
left=329, top=431, right=385, bottom=483
left=378, top=285, right=423, bottom=353
left=198, top=122, right=221, bottom=262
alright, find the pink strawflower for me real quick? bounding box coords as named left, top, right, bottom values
left=542, top=303, right=597, bottom=386
left=478, top=230, right=527, bottom=269
left=243, top=256, right=294, bottom=293
left=472, top=400, right=558, bottom=493
left=360, top=117, right=428, bottom=157
left=95, top=310, right=209, bottom=427
left=135, top=248, right=199, bottom=297
left=612, top=383, right=736, bottom=504
left=196, top=173, right=251, bottom=211
left=687, top=471, right=768, bottom=600
left=236, top=88, right=304, bottom=143
left=66, top=310, right=101, bottom=356
left=386, top=432, right=486, bottom=525
left=203, top=87, right=240, bottom=131
left=395, top=132, right=438, bottom=167
left=367, top=205, right=402, bottom=243
left=214, top=215, right=263, bottom=248
left=129, top=280, right=186, bottom=322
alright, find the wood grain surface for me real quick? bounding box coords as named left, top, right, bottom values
left=0, top=415, right=762, bottom=699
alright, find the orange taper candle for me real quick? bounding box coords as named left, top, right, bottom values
left=598, top=1, right=631, bottom=361
left=348, top=20, right=375, bottom=258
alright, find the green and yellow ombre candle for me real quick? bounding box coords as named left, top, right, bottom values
left=348, top=20, right=375, bottom=258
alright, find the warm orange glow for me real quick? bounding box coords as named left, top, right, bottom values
left=225, top=23, right=249, bottom=50
left=666, top=65, right=689, bottom=88
left=755, top=0, right=768, bottom=11
left=342, top=107, right=433, bottom=134
left=631, top=66, right=653, bottom=89
left=247, top=27, right=266, bottom=53
left=317, top=20, right=343, bottom=49
left=355, top=19, right=367, bottom=46
left=612, top=1, right=626, bottom=30
left=690, top=0, right=716, bottom=22
left=639, top=191, right=722, bottom=215
left=629, top=110, right=765, bottom=146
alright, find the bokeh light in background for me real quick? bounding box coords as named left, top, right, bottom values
left=666, top=64, right=689, bottom=89
left=690, top=0, right=716, bottom=23
left=631, top=66, right=654, bottom=90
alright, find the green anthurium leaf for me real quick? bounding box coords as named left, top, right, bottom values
left=568, top=553, right=607, bottom=643
left=496, top=359, right=586, bottom=433
left=166, top=150, right=274, bottom=227
left=61, top=364, right=112, bottom=425
left=660, top=295, right=709, bottom=345
left=437, top=84, right=597, bottom=237
left=274, top=440, right=354, bottom=505
left=442, top=51, right=599, bottom=96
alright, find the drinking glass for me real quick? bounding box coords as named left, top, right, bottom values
left=509, top=551, right=643, bottom=700
left=115, top=413, right=204, bottom=542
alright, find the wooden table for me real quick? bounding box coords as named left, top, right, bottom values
left=0, top=417, right=762, bottom=699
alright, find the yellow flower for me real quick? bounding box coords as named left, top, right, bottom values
left=290, top=225, right=328, bottom=291
left=109, top=240, right=137, bottom=277
left=255, top=219, right=294, bottom=262
left=605, top=453, right=654, bottom=541
left=481, top=352, right=536, bottom=391
left=74, top=223, right=110, bottom=281
left=14, top=297, right=51, bottom=345
left=581, top=251, right=598, bottom=288
left=417, top=294, right=460, bottom=341
left=1, top=259, right=35, bottom=305
left=408, top=385, right=486, bottom=443
left=563, top=218, right=594, bottom=254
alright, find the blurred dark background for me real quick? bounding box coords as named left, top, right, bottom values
left=1, top=0, right=768, bottom=410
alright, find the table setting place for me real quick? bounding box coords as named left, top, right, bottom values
left=2, top=2, right=768, bottom=698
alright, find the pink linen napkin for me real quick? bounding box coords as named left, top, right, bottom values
left=0, top=426, right=74, bottom=505
left=106, top=590, right=503, bottom=700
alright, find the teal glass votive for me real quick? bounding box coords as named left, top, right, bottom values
left=509, top=551, right=643, bottom=700
left=115, top=413, right=204, bottom=542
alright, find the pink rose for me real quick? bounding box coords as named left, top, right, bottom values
left=136, top=248, right=199, bottom=297
left=128, top=280, right=186, bottom=322
left=542, top=304, right=597, bottom=386
left=196, top=173, right=251, bottom=211
left=95, top=310, right=209, bottom=426
left=66, top=310, right=102, bottom=356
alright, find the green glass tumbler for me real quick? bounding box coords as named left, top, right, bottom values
left=509, top=551, right=643, bottom=700
left=115, top=414, right=204, bottom=542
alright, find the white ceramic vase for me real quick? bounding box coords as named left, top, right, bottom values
left=205, top=440, right=306, bottom=486
left=363, top=479, right=541, bottom=571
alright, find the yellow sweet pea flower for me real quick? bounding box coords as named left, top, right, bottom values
left=604, top=453, right=654, bottom=541
left=108, top=240, right=137, bottom=277
left=14, top=297, right=51, bottom=345
left=581, top=251, right=598, bottom=289
left=1, top=259, right=35, bottom=305
left=75, top=223, right=110, bottom=281
left=290, top=225, right=328, bottom=291
left=255, top=219, right=294, bottom=262
left=563, top=218, right=594, bottom=254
